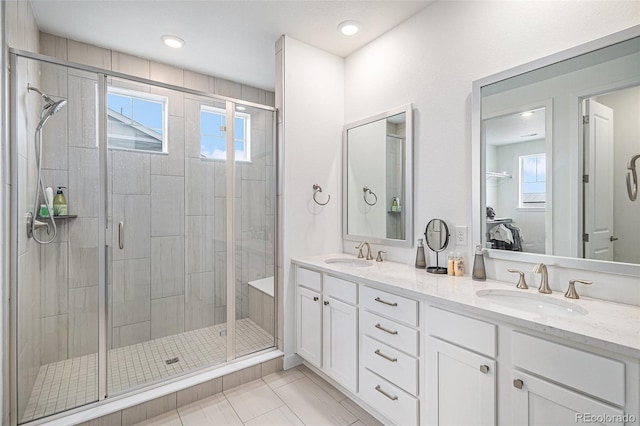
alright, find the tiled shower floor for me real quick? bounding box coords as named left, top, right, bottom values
left=21, top=318, right=273, bottom=423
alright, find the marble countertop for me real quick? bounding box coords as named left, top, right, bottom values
left=292, top=254, right=640, bottom=358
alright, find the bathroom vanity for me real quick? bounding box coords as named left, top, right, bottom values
left=292, top=255, right=640, bottom=426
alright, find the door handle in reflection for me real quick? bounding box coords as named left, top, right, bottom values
left=118, top=221, right=124, bottom=249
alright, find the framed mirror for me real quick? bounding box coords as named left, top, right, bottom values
left=472, top=26, right=640, bottom=276
left=343, top=104, right=413, bottom=247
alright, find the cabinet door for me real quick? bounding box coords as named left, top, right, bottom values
left=427, top=337, right=496, bottom=426
left=296, top=286, right=322, bottom=368
left=512, top=371, right=624, bottom=426
left=323, top=297, right=358, bottom=392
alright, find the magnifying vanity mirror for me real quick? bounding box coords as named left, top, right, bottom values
left=473, top=26, right=640, bottom=276
left=343, top=104, right=413, bottom=247
left=425, top=219, right=449, bottom=274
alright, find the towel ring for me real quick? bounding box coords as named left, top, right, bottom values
left=626, top=153, right=640, bottom=202
left=363, top=186, right=378, bottom=206
left=313, top=184, right=330, bottom=206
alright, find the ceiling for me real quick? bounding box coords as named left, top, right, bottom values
left=484, top=108, right=546, bottom=146
left=30, top=0, right=433, bottom=91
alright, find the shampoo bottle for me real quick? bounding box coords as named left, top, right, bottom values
left=415, top=238, right=426, bottom=269
left=447, top=252, right=455, bottom=275
left=454, top=252, right=464, bottom=277
left=472, top=245, right=487, bottom=281
left=53, top=186, right=67, bottom=216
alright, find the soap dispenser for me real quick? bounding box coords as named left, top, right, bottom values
left=53, top=186, right=67, bottom=216
left=472, top=245, right=486, bottom=281
left=415, top=238, right=426, bottom=269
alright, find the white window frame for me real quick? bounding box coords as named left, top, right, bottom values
left=518, top=153, right=546, bottom=209
left=107, top=86, right=169, bottom=153
left=200, top=105, right=251, bottom=162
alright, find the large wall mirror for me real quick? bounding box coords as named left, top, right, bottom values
left=343, top=104, right=413, bottom=247
left=472, top=26, right=640, bottom=276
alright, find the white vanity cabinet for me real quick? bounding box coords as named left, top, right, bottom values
left=295, top=267, right=358, bottom=392
left=426, top=306, right=497, bottom=426
left=510, top=332, right=629, bottom=426
left=293, top=258, right=639, bottom=426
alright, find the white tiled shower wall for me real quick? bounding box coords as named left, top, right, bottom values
left=34, top=33, right=275, bottom=356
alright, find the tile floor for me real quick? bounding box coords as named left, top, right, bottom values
left=134, top=364, right=384, bottom=426
left=22, top=318, right=273, bottom=423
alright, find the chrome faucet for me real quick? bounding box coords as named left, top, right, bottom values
left=533, top=263, right=552, bottom=294
left=356, top=242, right=374, bottom=260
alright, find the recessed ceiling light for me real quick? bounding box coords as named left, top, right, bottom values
left=236, top=106, right=247, bottom=111
left=520, top=111, right=534, bottom=118
left=161, top=35, right=185, bottom=49
left=338, top=21, right=359, bottom=36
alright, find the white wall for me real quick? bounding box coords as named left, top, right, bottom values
left=277, top=36, right=344, bottom=366
left=343, top=0, right=640, bottom=304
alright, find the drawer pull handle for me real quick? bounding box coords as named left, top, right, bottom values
left=479, top=365, right=489, bottom=374
left=313, top=296, right=319, bottom=301
left=375, top=385, right=398, bottom=401
left=513, top=379, right=524, bottom=389
left=374, top=297, right=398, bottom=307
left=324, top=300, right=329, bottom=306
left=375, top=323, right=398, bottom=335
left=375, top=349, right=398, bottom=362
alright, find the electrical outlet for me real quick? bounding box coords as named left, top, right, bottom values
left=455, top=226, right=468, bottom=246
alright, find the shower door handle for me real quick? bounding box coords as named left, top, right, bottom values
left=118, top=221, right=124, bottom=249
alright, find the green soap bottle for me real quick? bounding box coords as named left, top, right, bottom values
left=53, top=186, right=67, bottom=216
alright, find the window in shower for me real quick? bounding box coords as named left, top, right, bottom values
left=107, top=87, right=168, bottom=152
left=200, top=105, right=251, bottom=161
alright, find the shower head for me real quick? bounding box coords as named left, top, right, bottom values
left=28, top=84, right=67, bottom=111
left=29, top=84, right=67, bottom=130
left=47, top=99, right=67, bottom=115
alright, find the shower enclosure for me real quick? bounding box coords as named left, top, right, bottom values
left=10, top=52, right=276, bottom=424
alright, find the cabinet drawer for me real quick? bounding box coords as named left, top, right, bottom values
left=512, top=332, right=625, bottom=406
left=428, top=306, right=496, bottom=358
left=362, top=336, right=418, bottom=395
left=360, top=367, right=418, bottom=426
left=361, top=310, right=419, bottom=356
left=325, top=275, right=357, bottom=305
left=361, top=286, right=418, bottom=326
left=297, top=267, right=322, bottom=292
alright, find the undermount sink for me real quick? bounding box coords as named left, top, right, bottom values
left=324, top=258, right=372, bottom=268
left=476, top=289, right=588, bottom=317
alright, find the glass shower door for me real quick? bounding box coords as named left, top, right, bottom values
left=14, top=56, right=101, bottom=423
left=106, top=77, right=233, bottom=394
left=233, top=103, right=276, bottom=358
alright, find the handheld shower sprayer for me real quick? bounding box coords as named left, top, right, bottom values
left=28, top=84, right=67, bottom=130
left=26, top=84, right=68, bottom=244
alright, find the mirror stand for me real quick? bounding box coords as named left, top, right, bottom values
left=424, top=218, right=450, bottom=275
left=426, top=252, right=447, bottom=274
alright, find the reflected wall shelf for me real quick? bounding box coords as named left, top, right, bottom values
left=486, top=171, right=512, bottom=179
left=37, top=214, right=78, bottom=220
